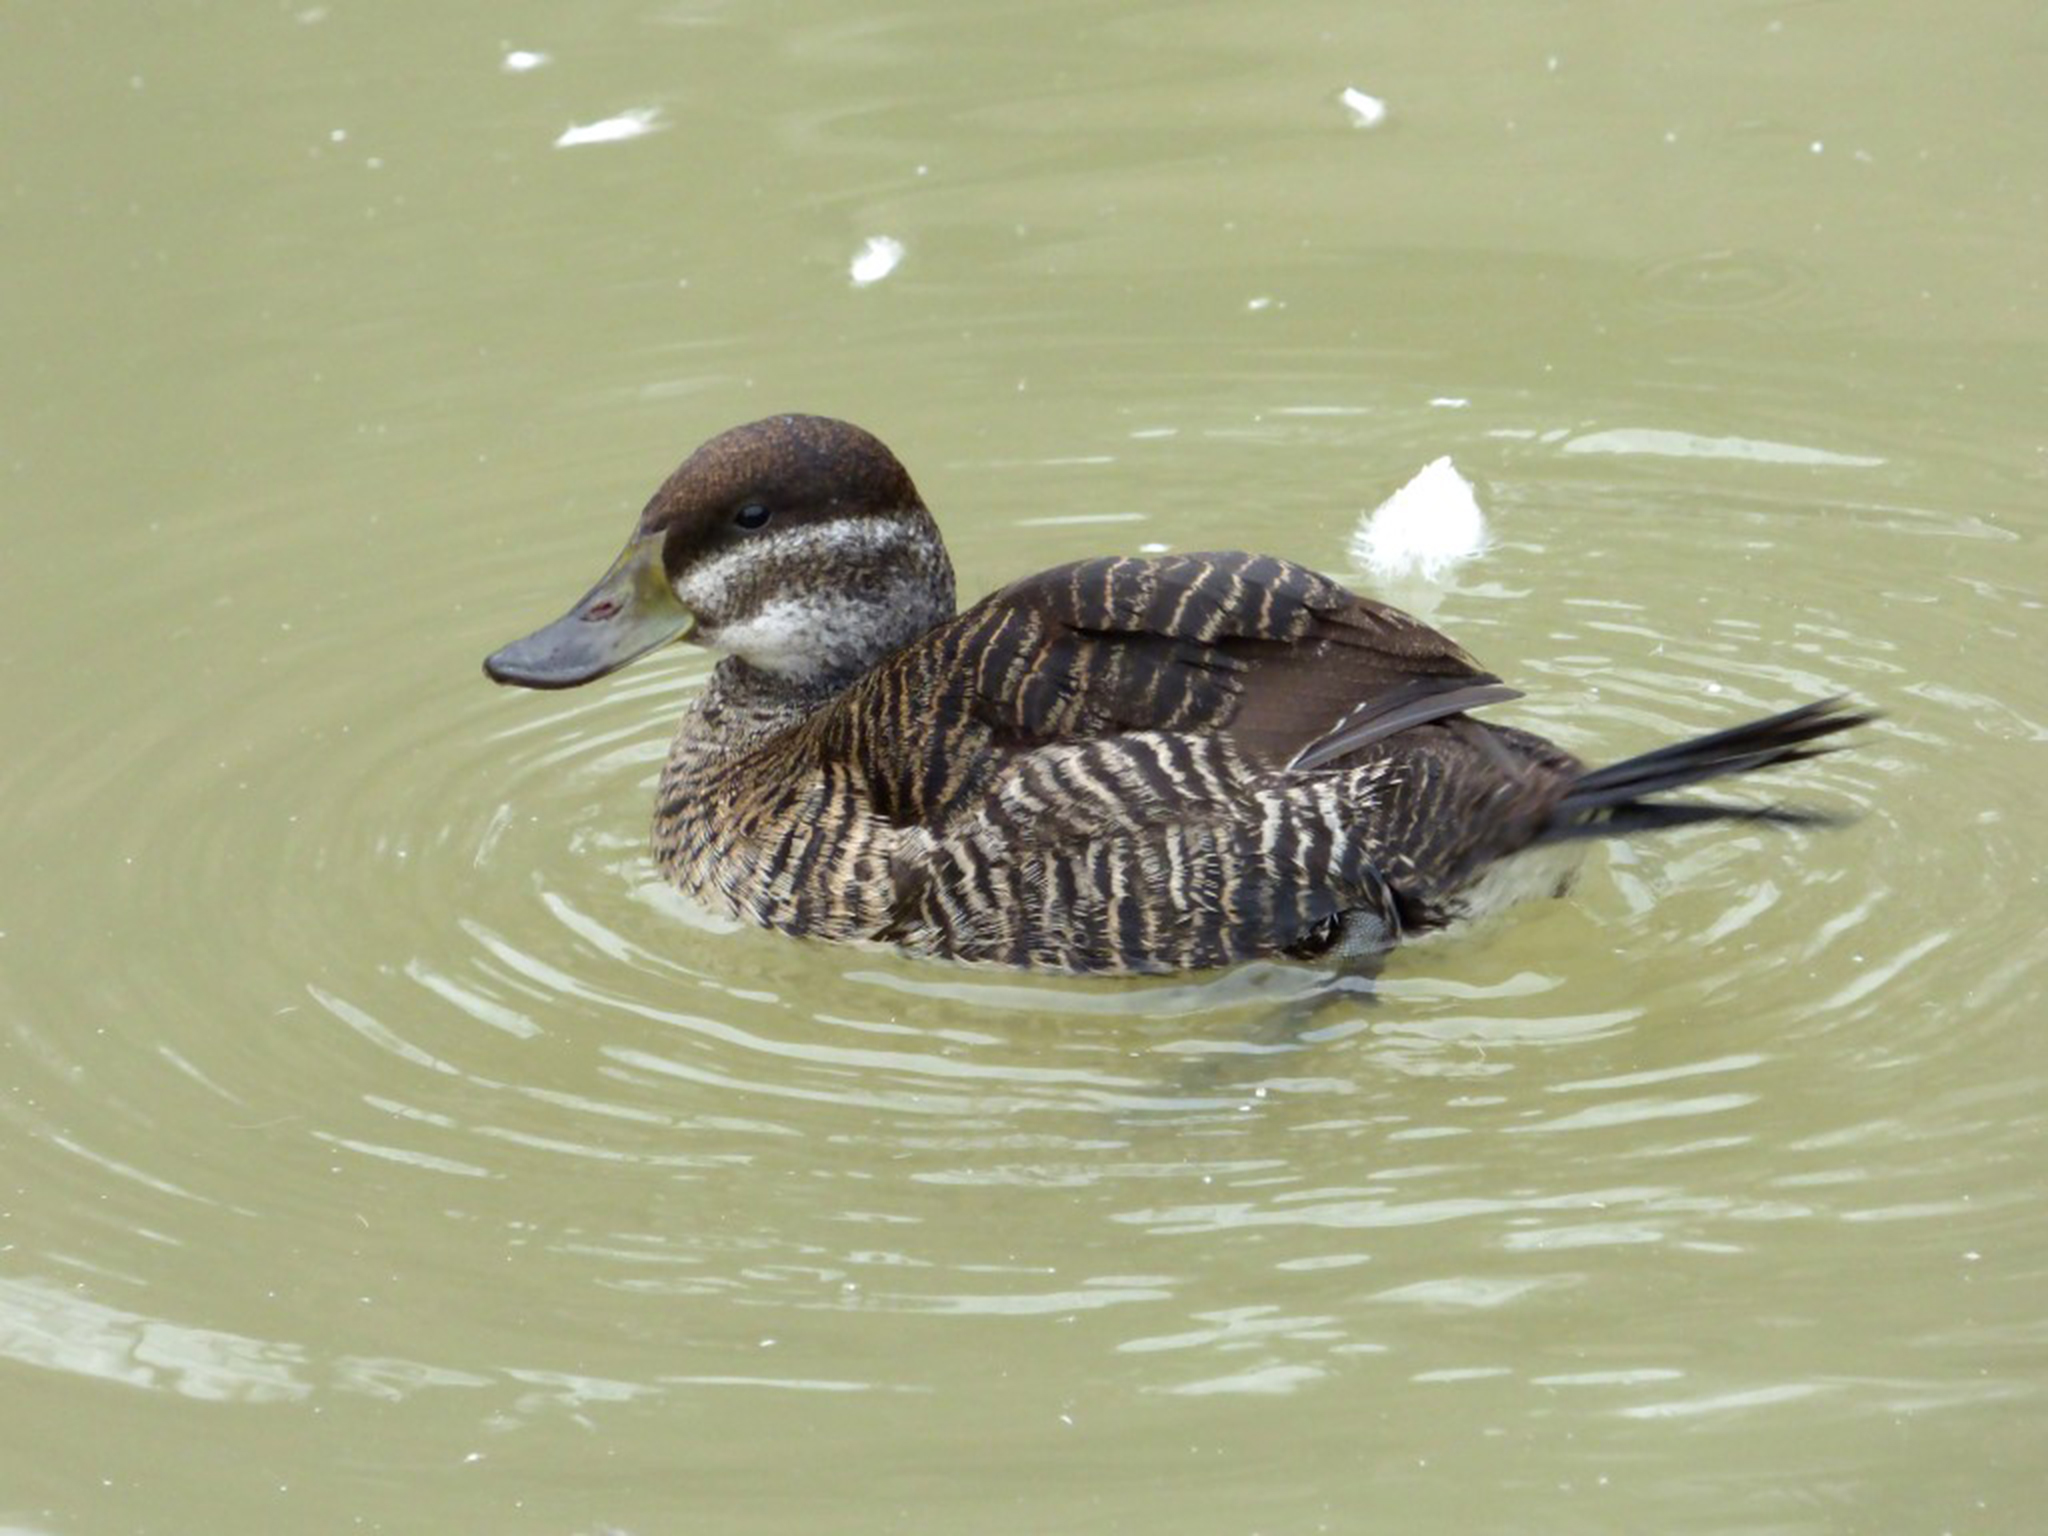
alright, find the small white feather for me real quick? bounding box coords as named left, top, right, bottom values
left=554, top=108, right=662, bottom=148
left=1351, top=456, right=1487, bottom=583
left=850, top=236, right=905, bottom=287
left=1340, top=87, right=1389, bottom=129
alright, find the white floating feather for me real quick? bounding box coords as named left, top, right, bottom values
left=849, top=236, right=905, bottom=287
left=554, top=108, right=662, bottom=148
left=1351, top=456, right=1487, bottom=583
left=1340, top=87, right=1389, bottom=129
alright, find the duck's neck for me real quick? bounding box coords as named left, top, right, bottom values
left=697, top=656, right=849, bottom=741
left=680, top=545, right=950, bottom=766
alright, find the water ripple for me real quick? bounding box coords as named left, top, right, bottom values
left=2, top=435, right=2039, bottom=1439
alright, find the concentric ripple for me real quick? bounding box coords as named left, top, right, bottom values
left=2, top=425, right=2038, bottom=1439
left=1633, top=249, right=1820, bottom=322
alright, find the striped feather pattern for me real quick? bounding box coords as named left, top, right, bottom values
left=652, top=548, right=1601, bottom=971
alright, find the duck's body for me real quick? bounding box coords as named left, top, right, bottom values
left=486, top=415, right=1864, bottom=975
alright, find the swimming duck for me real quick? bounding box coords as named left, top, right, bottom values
left=484, top=414, right=1865, bottom=975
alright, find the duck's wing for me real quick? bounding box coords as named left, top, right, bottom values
left=827, top=552, right=1517, bottom=826
left=964, top=552, right=1514, bottom=763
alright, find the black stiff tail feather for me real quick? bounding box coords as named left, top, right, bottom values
left=1539, top=697, right=1871, bottom=843
left=1539, top=798, right=1846, bottom=845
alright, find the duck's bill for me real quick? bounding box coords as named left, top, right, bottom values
left=483, top=532, right=694, bottom=689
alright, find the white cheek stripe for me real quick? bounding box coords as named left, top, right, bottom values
left=709, top=589, right=918, bottom=677
left=671, top=515, right=922, bottom=612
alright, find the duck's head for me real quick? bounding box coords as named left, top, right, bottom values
left=484, top=414, right=956, bottom=691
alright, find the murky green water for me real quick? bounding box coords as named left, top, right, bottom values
left=4, top=2, right=2044, bottom=1532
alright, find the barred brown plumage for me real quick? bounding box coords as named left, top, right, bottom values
left=484, top=414, right=1871, bottom=975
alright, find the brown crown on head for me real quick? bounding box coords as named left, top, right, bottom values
left=637, top=415, right=926, bottom=549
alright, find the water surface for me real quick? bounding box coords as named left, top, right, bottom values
left=3, top=2, right=2044, bottom=1532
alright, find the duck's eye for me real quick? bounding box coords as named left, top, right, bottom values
left=734, top=503, right=772, bottom=532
